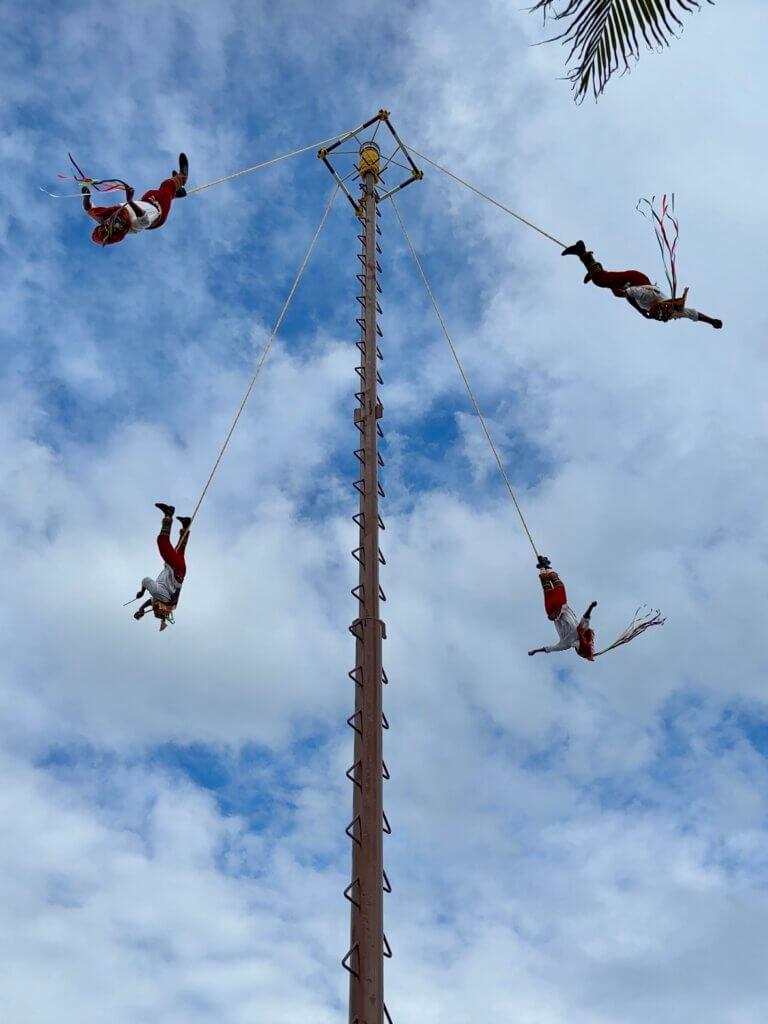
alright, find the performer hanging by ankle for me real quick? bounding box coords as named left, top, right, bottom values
left=83, top=153, right=188, bottom=247
left=528, top=556, right=596, bottom=660
left=561, top=240, right=722, bottom=328
left=134, top=503, right=191, bottom=631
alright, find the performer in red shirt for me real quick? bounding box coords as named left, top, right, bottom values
left=82, top=153, right=188, bottom=247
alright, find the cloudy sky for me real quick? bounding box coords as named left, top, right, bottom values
left=2, top=1, right=767, bottom=1021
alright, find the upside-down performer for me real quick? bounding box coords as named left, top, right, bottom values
left=82, top=153, right=188, bottom=247
left=561, top=240, right=722, bottom=328
left=134, top=503, right=191, bottom=631
left=528, top=555, right=665, bottom=660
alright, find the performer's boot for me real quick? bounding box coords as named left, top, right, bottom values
left=561, top=241, right=603, bottom=282
left=561, top=240, right=587, bottom=257
left=698, top=314, right=723, bottom=329
left=536, top=554, right=552, bottom=570
left=155, top=502, right=176, bottom=518
left=158, top=512, right=174, bottom=538
left=176, top=516, right=192, bottom=552
left=172, top=153, right=189, bottom=197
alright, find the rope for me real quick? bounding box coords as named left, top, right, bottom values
left=185, top=183, right=340, bottom=530
left=49, top=126, right=363, bottom=200
left=402, top=144, right=566, bottom=249
left=390, top=196, right=540, bottom=559
left=186, top=129, right=354, bottom=196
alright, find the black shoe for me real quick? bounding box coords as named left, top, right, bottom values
left=176, top=516, right=192, bottom=530
left=178, top=152, right=189, bottom=177
left=81, top=185, right=92, bottom=212
left=536, top=555, right=552, bottom=570
left=155, top=502, right=176, bottom=517
left=562, top=240, right=586, bottom=257
left=174, top=186, right=187, bottom=198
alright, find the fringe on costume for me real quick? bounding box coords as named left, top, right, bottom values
left=594, top=606, right=666, bottom=658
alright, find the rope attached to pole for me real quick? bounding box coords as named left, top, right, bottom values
left=49, top=126, right=371, bottom=200
left=403, top=144, right=566, bottom=249
left=185, top=183, right=340, bottom=530
left=186, top=127, right=366, bottom=196
left=390, top=196, right=540, bottom=559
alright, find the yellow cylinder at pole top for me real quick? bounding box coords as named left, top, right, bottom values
left=358, top=142, right=381, bottom=181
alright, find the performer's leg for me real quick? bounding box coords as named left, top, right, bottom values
left=141, top=575, right=172, bottom=602
left=539, top=570, right=567, bottom=620
left=134, top=598, right=153, bottom=620
left=141, top=173, right=187, bottom=226
left=688, top=310, right=722, bottom=328
left=589, top=267, right=651, bottom=293
left=156, top=518, right=186, bottom=579
left=562, top=242, right=651, bottom=295
left=175, top=516, right=191, bottom=561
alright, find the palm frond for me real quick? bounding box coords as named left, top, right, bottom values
left=529, top=0, right=715, bottom=103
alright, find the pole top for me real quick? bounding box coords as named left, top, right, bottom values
left=358, top=141, right=381, bottom=181
left=319, top=112, right=421, bottom=215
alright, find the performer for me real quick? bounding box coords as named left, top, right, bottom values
left=528, top=556, right=596, bottom=660
left=82, top=153, right=188, bottom=247
left=562, top=240, right=722, bottom=328
left=134, top=503, right=191, bottom=631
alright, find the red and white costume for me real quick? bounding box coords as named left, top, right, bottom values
left=587, top=268, right=701, bottom=321
left=538, top=569, right=595, bottom=660
left=87, top=176, right=183, bottom=246
left=141, top=518, right=187, bottom=606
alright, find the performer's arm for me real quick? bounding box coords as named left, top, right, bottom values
left=538, top=636, right=573, bottom=654
left=124, top=186, right=146, bottom=219
left=582, top=600, right=597, bottom=620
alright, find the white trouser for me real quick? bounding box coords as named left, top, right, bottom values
left=142, top=575, right=176, bottom=604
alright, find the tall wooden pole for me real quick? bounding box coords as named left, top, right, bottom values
left=344, top=142, right=388, bottom=1024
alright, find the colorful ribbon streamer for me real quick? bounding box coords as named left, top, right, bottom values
left=55, top=152, right=127, bottom=193
left=637, top=193, right=680, bottom=298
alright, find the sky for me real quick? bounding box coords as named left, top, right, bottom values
left=1, top=1, right=767, bottom=1021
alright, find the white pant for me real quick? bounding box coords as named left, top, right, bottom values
left=142, top=575, right=176, bottom=604
left=674, top=307, right=699, bottom=322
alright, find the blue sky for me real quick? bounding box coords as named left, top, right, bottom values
left=2, top=1, right=768, bottom=1021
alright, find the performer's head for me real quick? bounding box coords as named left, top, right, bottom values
left=91, top=212, right=129, bottom=247
left=151, top=599, right=173, bottom=621
left=576, top=624, right=595, bottom=661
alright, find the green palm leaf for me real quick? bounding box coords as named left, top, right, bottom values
left=530, top=0, right=715, bottom=102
